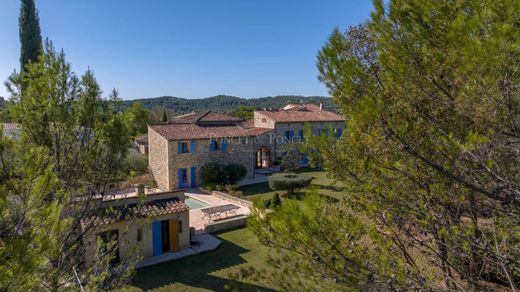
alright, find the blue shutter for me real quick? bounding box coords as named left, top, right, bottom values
left=298, top=130, right=303, bottom=140
left=178, top=168, right=183, bottom=189
left=289, top=131, right=294, bottom=140
left=336, top=128, right=343, bottom=137
left=221, top=139, right=227, bottom=151
left=190, top=167, right=197, bottom=188
left=210, top=140, right=215, bottom=152
left=177, top=142, right=182, bottom=154
left=190, top=140, right=196, bottom=153
left=284, top=131, right=289, bottom=141
left=152, top=221, right=162, bottom=256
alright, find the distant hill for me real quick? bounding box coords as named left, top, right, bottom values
left=123, top=95, right=338, bottom=114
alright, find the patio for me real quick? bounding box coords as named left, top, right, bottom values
left=136, top=233, right=222, bottom=268
left=185, top=190, right=251, bottom=234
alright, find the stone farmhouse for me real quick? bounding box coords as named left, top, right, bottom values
left=148, top=103, right=345, bottom=191
left=77, top=103, right=344, bottom=266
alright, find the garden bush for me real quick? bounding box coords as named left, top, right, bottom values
left=200, top=161, right=247, bottom=185
left=281, top=149, right=304, bottom=172
left=268, top=173, right=312, bottom=196
left=124, top=149, right=148, bottom=174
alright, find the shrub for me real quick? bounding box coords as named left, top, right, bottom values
left=200, top=161, right=226, bottom=184
left=268, top=173, right=312, bottom=196
left=223, top=184, right=244, bottom=198
left=200, top=161, right=247, bottom=185
left=124, top=149, right=148, bottom=174
left=201, top=182, right=218, bottom=192
left=281, top=149, right=304, bottom=172
left=270, top=193, right=282, bottom=209
left=146, top=179, right=158, bottom=188
left=225, top=163, right=247, bottom=183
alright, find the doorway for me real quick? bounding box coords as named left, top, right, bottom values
left=152, top=219, right=180, bottom=256
left=256, top=147, right=271, bottom=168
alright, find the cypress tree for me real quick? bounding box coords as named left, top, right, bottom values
left=161, top=109, right=167, bottom=122
left=19, top=0, right=42, bottom=70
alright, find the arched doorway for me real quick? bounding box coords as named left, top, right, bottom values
left=256, top=147, right=271, bottom=168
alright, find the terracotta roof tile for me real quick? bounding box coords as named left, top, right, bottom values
left=169, top=111, right=242, bottom=124
left=246, top=127, right=274, bottom=136
left=238, top=119, right=254, bottom=129
left=150, top=124, right=253, bottom=140
left=256, top=104, right=344, bottom=123
left=83, top=198, right=189, bottom=227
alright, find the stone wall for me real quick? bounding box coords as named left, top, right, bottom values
left=83, top=211, right=190, bottom=265
left=148, top=127, right=170, bottom=191
left=211, top=191, right=253, bottom=208
left=204, top=215, right=248, bottom=233
left=273, top=121, right=345, bottom=161
left=253, top=112, right=276, bottom=128
left=166, top=137, right=258, bottom=191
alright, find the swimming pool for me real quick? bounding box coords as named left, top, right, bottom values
left=185, top=197, right=211, bottom=209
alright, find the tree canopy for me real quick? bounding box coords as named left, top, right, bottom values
left=1, top=41, right=133, bottom=290
left=246, top=0, right=520, bottom=290
left=122, top=95, right=338, bottom=114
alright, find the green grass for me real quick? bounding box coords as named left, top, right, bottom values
left=122, top=171, right=342, bottom=291
left=239, top=170, right=345, bottom=202
left=123, top=228, right=276, bottom=292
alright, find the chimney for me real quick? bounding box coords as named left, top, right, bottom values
left=135, top=184, right=145, bottom=196
left=319, top=103, right=323, bottom=110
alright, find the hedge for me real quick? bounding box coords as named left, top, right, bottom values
left=268, top=173, right=312, bottom=195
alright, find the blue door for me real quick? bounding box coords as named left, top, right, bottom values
left=152, top=221, right=162, bottom=256
left=178, top=168, right=188, bottom=189
left=190, top=166, right=197, bottom=188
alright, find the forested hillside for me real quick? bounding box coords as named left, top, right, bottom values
left=123, top=95, right=337, bottom=114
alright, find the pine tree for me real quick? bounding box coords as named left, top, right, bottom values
left=245, top=0, right=520, bottom=290
left=125, top=102, right=149, bottom=136
left=2, top=41, right=133, bottom=290
left=19, top=0, right=42, bottom=70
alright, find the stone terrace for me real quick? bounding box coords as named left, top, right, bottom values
left=186, top=190, right=251, bottom=234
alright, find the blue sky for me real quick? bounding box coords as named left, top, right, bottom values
left=0, top=0, right=373, bottom=100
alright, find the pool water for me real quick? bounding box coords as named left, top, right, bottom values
left=185, top=197, right=210, bottom=209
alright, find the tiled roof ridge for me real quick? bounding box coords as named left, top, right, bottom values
left=195, top=110, right=212, bottom=122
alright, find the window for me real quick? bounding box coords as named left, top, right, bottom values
left=178, top=221, right=183, bottom=233
left=178, top=142, right=189, bottom=154
left=284, top=130, right=294, bottom=142
left=181, top=168, right=188, bottom=183
left=262, top=118, right=266, bottom=123
left=334, top=128, right=343, bottom=138
left=210, top=139, right=220, bottom=151
left=181, top=142, right=189, bottom=153
left=210, top=139, right=228, bottom=151
left=137, top=228, right=143, bottom=242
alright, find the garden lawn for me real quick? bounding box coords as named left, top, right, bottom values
left=121, top=228, right=276, bottom=292
left=239, top=170, right=345, bottom=202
